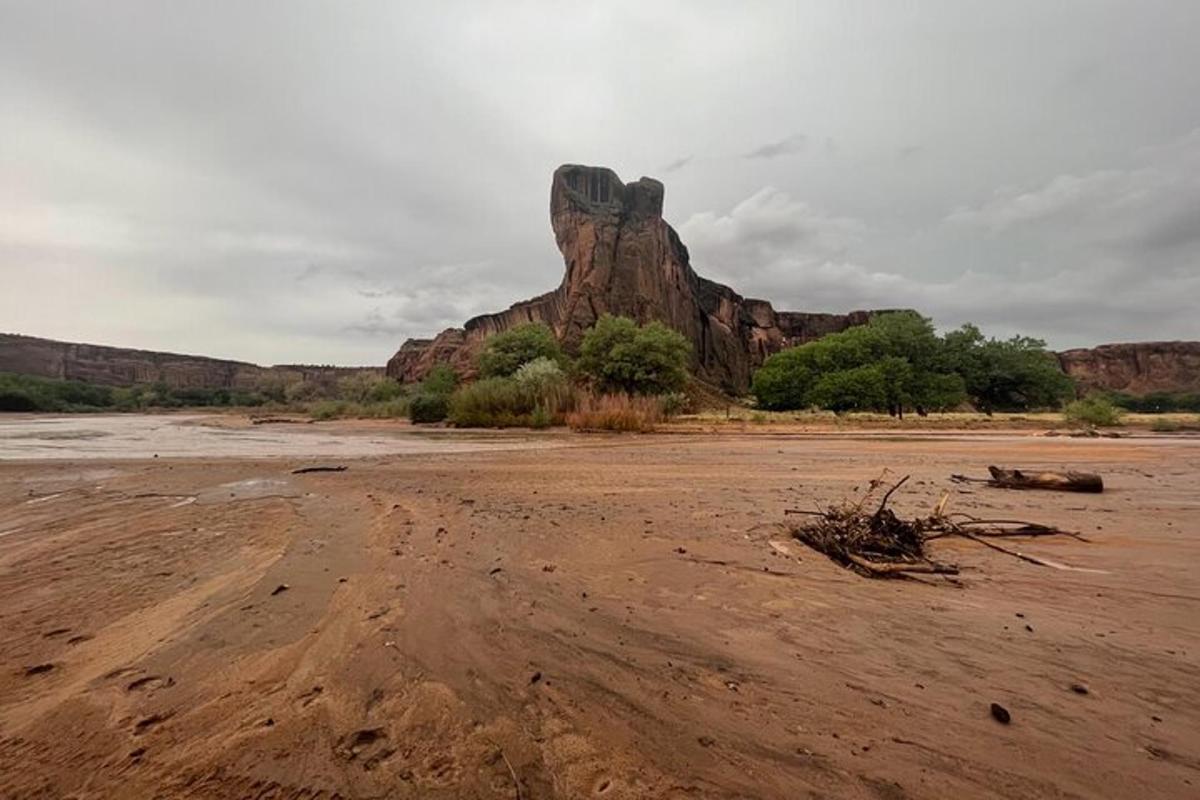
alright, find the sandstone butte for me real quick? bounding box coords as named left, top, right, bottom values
left=386, top=164, right=900, bottom=394
left=388, top=164, right=1200, bottom=397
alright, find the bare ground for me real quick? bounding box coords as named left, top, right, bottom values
left=1, top=425, right=1198, bottom=799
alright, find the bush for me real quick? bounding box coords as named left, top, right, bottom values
left=409, top=392, right=448, bottom=423
left=1064, top=395, right=1124, bottom=427
left=310, top=400, right=348, bottom=420
left=660, top=391, right=688, bottom=418
left=447, top=378, right=530, bottom=427
left=566, top=391, right=662, bottom=432
left=577, top=315, right=691, bottom=395
left=477, top=323, right=566, bottom=378
left=0, top=389, right=38, bottom=412
left=1110, top=391, right=1200, bottom=413
left=530, top=405, right=554, bottom=429
left=514, top=356, right=572, bottom=412
left=421, top=365, right=460, bottom=396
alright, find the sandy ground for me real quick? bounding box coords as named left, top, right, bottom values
left=1, top=416, right=1198, bottom=799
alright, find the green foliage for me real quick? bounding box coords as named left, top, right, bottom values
left=659, top=391, right=688, bottom=418
left=447, top=360, right=574, bottom=428
left=752, top=312, right=1075, bottom=415
left=530, top=405, right=553, bottom=429
left=447, top=378, right=532, bottom=427
left=577, top=315, right=691, bottom=395
left=1064, top=395, right=1124, bottom=427
left=408, top=392, right=449, bottom=423
left=1109, top=391, right=1200, bottom=413
left=420, top=365, right=460, bottom=396
left=0, top=372, right=115, bottom=411
left=476, top=323, right=566, bottom=378
left=310, top=400, right=347, bottom=421
left=752, top=312, right=965, bottom=415
left=942, top=324, right=1074, bottom=412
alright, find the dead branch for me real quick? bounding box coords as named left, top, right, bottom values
left=788, top=477, right=1088, bottom=580
left=952, top=466, right=1103, bottom=493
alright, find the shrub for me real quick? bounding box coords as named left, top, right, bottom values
left=477, top=323, right=566, bottom=378
left=409, top=392, right=448, bottom=423
left=577, top=315, right=691, bottom=395
left=310, top=400, right=347, bottom=420
left=447, top=378, right=531, bottom=427
left=421, top=365, right=460, bottom=396
left=0, top=390, right=38, bottom=412
left=530, top=405, right=553, bottom=429
left=514, top=357, right=572, bottom=411
left=1064, top=395, right=1124, bottom=427
left=566, top=391, right=662, bottom=432
left=660, top=391, right=688, bottom=418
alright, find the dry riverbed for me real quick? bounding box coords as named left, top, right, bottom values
left=1, top=415, right=1198, bottom=798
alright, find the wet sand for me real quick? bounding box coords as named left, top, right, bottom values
left=1, top=416, right=1198, bottom=798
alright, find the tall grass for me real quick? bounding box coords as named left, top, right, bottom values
left=566, top=391, right=662, bottom=432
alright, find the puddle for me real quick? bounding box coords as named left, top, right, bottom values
left=197, top=478, right=297, bottom=503
left=0, top=414, right=566, bottom=460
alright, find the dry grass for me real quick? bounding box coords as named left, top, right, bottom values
left=566, top=391, right=662, bottom=432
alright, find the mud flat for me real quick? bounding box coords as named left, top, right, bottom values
left=1, top=416, right=1198, bottom=798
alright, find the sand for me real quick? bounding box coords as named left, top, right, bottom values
left=1, top=415, right=1198, bottom=798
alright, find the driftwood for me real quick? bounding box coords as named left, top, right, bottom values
left=787, top=475, right=1087, bottom=580
left=951, top=465, right=1103, bottom=493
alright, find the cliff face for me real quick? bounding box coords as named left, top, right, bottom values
left=1058, top=342, right=1200, bottom=396
left=388, top=164, right=892, bottom=392
left=0, top=333, right=380, bottom=390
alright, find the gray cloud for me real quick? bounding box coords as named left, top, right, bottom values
left=661, top=155, right=693, bottom=173
left=743, top=134, right=807, bottom=160
left=2, top=1, right=1200, bottom=364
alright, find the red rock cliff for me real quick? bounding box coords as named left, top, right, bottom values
left=1058, top=341, right=1200, bottom=396
left=0, top=333, right=380, bottom=390
left=387, top=164, right=894, bottom=392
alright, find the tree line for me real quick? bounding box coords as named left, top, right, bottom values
left=751, top=311, right=1075, bottom=416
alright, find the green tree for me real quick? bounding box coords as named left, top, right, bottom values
left=577, top=315, right=692, bottom=395
left=751, top=311, right=964, bottom=415
left=942, top=324, right=1074, bottom=412
left=476, top=323, right=566, bottom=378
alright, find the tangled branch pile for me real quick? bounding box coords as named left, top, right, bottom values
left=788, top=474, right=1084, bottom=580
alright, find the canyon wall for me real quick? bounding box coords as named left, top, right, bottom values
left=0, top=333, right=380, bottom=390
left=1058, top=341, right=1200, bottom=396
left=388, top=164, right=894, bottom=393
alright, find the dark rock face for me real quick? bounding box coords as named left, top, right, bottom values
left=1058, top=341, right=1200, bottom=396
left=0, top=333, right=380, bottom=390
left=388, top=164, right=894, bottom=392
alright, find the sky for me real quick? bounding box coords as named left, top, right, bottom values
left=2, top=1, right=1198, bottom=366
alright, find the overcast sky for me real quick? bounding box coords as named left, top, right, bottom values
left=3, top=1, right=1198, bottom=365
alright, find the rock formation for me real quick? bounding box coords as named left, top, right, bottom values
left=1058, top=341, right=1200, bottom=396
left=388, top=164, right=895, bottom=393
left=0, top=333, right=380, bottom=391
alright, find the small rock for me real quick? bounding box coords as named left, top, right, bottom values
left=530, top=671, right=543, bottom=685
left=697, top=736, right=716, bottom=747
left=990, top=703, right=1011, bottom=724
left=270, top=584, right=289, bottom=596
left=1070, top=683, right=1090, bottom=695
left=675, top=547, right=687, bottom=554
